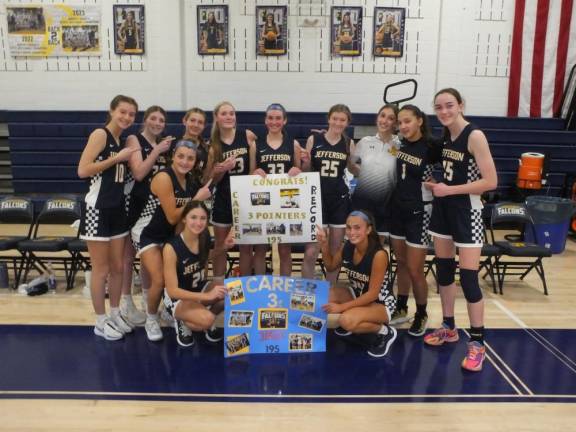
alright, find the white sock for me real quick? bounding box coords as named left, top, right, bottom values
left=96, top=314, right=107, bottom=327
left=147, top=313, right=158, bottom=321
left=110, top=307, right=120, bottom=317
left=121, top=294, right=134, bottom=304
left=379, top=325, right=389, bottom=335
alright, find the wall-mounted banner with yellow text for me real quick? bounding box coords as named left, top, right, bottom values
left=6, top=4, right=101, bottom=57
left=230, top=173, right=323, bottom=244
left=224, top=275, right=329, bottom=357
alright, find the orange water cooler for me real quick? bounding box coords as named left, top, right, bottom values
left=517, top=152, right=545, bottom=190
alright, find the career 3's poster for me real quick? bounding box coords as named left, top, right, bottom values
left=230, top=173, right=323, bottom=244
left=6, top=4, right=101, bottom=56
left=224, top=276, right=329, bottom=357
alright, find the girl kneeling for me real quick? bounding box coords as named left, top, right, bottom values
left=163, top=201, right=233, bottom=347
left=319, top=210, right=397, bottom=357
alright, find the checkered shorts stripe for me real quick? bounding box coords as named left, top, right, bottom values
left=83, top=206, right=100, bottom=237
left=470, top=208, right=484, bottom=244
left=421, top=205, right=432, bottom=246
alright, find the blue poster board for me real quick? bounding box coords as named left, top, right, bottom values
left=224, top=276, right=329, bottom=357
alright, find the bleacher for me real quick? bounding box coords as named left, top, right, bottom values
left=4, top=111, right=576, bottom=201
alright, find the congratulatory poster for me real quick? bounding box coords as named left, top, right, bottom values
left=6, top=4, right=101, bottom=56
left=230, top=173, right=323, bottom=245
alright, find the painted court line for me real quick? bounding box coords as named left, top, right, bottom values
left=462, top=328, right=532, bottom=396
left=492, top=299, right=576, bottom=374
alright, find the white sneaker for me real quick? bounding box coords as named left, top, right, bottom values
left=111, top=312, right=134, bottom=334
left=120, top=297, right=146, bottom=325
left=145, top=318, right=164, bottom=341
left=94, top=318, right=124, bottom=341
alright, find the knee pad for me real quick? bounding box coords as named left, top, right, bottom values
left=436, top=258, right=457, bottom=286
left=460, top=269, right=483, bottom=303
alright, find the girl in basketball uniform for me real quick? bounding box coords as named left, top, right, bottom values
left=120, top=106, right=173, bottom=326
left=78, top=95, right=140, bottom=341
left=318, top=211, right=397, bottom=357
left=261, top=13, right=279, bottom=50
left=119, top=11, right=139, bottom=50
left=349, top=104, right=400, bottom=241
left=425, top=88, right=497, bottom=372
left=204, top=12, right=221, bottom=50
left=338, top=12, right=355, bottom=51
left=206, top=101, right=257, bottom=282
left=301, top=104, right=353, bottom=288
left=389, top=105, right=441, bottom=337
left=132, top=141, right=213, bottom=341
left=163, top=201, right=234, bottom=347
left=249, top=103, right=302, bottom=276
left=179, top=108, right=209, bottom=179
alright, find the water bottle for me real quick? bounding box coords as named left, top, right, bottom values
left=46, top=262, right=57, bottom=291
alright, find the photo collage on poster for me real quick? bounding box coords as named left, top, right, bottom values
left=223, top=276, right=329, bottom=357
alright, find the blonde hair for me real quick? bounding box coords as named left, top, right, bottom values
left=210, top=101, right=235, bottom=163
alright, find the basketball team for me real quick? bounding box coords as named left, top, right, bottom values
left=77, top=87, right=497, bottom=372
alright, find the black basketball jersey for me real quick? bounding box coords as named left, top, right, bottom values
left=341, top=241, right=396, bottom=311
left=393, top=137, right=440, bottom=207
left=441, top=123, right=483, bottom=209
left=133, top=167, right=200, bottom=242
left=214, top=128, right=250, bottom=197
left=256, top=134, right=294, bottom=174
left=129, top=133, right=169, bottom=201
left=166, top=234, right=207, bottom=295
left=124, top=22, right=137, bottom=48
left=85, top=128, right=126, bottom=209
left=206, top=22, right=220, bottom=48
left=310, top=133, right=349, bottom=196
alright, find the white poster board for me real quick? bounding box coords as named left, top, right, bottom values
left=230, top=173, right=323, bottom=245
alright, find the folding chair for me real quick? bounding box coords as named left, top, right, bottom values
left=290, top=243, right=326, bottom=278
left=479, top=230, right=501, bottom=294
left=0, top=196, right=35, bottom=288
left=489, top=202, right=552, bottom=295
left=18, top=196, right=82, bottom=288
left=67, top=233, right=90, bottom=291
left=225, top=245, right=274, bottom=277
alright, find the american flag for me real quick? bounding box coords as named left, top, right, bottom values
left=507, top=0, right=576, bottom=117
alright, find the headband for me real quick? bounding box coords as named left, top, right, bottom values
left=349, top=210, right=371, bottom=223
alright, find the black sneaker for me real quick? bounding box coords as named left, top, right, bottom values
left=367, top=325, right=397, bottom=358
left=334, top=326, right=352, bottom=336
left=390, top=307, right=410, bottom=325
left=175, top=320, right=195, bottom=347
left=408, top=314, right=428, bottom=337
left=205, top=327, right=224, bottom=343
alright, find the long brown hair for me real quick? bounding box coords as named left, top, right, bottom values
left=348, top=209, right=382, bottom=257
left=180, top=200, right=211, bottom=267
left=105, top=94, right=138, bottom=125
left=398, top=104, right=431, bottom=141
left=210, top=101, right=235, bottom=163
left=434, top=87, right=465, bottom=140
left=327, top=103, right=352, bottom=153
left=141, top=105, right=167, bottom=141
left=183, top=107, right=207, bottom=146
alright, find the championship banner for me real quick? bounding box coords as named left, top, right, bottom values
left=229, top=173, right=323, bottom=244
left=224, top=276, right=329, bottom=357
left=6, top=4, right=101, bottom=57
